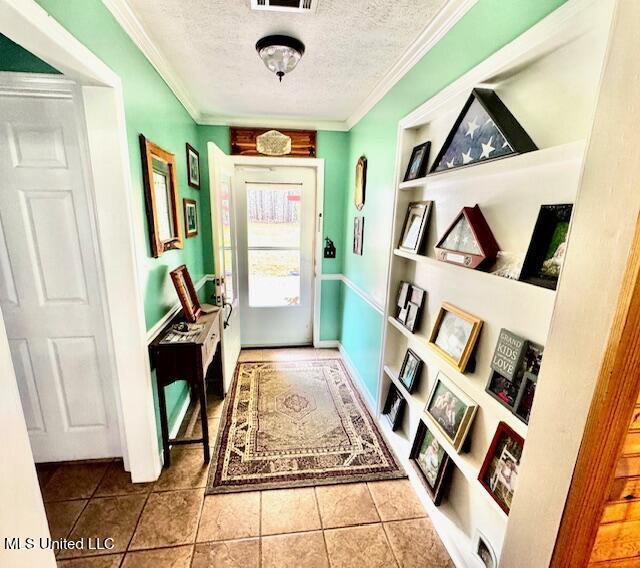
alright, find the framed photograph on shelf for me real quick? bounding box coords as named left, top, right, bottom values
left=398, top=349, right=422, bottom=393
left=410, top=419, right=453, bottom=505
left=169, top=264, right=202, bottom=323
left=395, top=282, right=426, bottom=333
left=428, top=303, right=483, bottom=372
left=398, top=201, right=432, bottom=253
left=186, top=143, right=200, bottom=189
left=434, top=205, right=499, bottom=270
left=425, top=371, right=478, bottom=451
left=473, top=531, right=497, bottom=568
left=519, top=204, right=573, bottom=290
left=478, top=421, right=524, bottom=515
left=353, top=216, right=364, bottom=255
left=514, top=373, right=537, bottom=424
left=382, top=384, right=405, bottom=431
left=403, top=141, right=431, bottom=181
left=183, top=199, right=198, bottom=238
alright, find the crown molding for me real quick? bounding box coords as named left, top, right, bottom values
left=199, top=113, right=349, bottom=132
left=345, top=0, right=478, bottom=130
left=102, top=0, right=201, bottom=122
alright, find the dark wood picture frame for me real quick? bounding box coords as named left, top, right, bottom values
left=140, top=135, right=183, bottom=258
left=382, top=384, right=405, bottom=431
left=434, top=205, right=500, bottom=269
left=230, top=127, right=316, bottom=157
left=186, top=143, right=200, bottom=189
left=403, top=141, right=431, bottom=181
left=399, top=349, right=422, bottom=393
left=519, top=204, right=573, bottom=290
left=170, top=264, right=202, bottom=323
left=398, top=200, right=433, bottom=253
left=429, top=88, right=537, bottom=174
left=183, top=198, right=198, bottom=238
left=410, top=419, right=454, bottom=505
left=478, top=421, right=525, bottom=515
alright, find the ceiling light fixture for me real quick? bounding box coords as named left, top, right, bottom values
left=256, top=35, right=305, bottom=82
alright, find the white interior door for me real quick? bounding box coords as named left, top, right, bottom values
left=0, top=84, right=121, bottom=462
left=235, top=166, right=316, bottom=347
left=209, top=143, right=241, bottom=391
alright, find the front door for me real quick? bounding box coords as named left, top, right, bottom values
left=234, top=166, right=316, bottom=347
left=0, top=82, right=121, bottom=461
left=209, top=143, right=241, bottom=391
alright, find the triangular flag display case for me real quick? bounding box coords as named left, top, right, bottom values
left=434, top=205, right=500, bottom=269
left=430, top=88, right=537, bottom=173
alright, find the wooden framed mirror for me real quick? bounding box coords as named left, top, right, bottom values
left=140, top=135, right=183, bottom=257
left=354, top=155, right=367, bottom=211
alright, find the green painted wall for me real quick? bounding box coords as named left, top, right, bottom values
left=339, top=0, right=568, bottom=399
left=0, top=33, right=60, bottom=73
left=26, top=0, right=211, bottom=447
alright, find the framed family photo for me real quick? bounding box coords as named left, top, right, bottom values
left=429, top=303, right=483, bottom=373
left=382, top=384, right=405, bottom=431
left=398, top=349, right=422, bottom=393
left=478, top=421, right=524, bottom=515
left=183, top=199, right=198, bottom=238
left=410, top=419, right=453, bottom=505
left=398, top=200, right=432, bottom=253
left=403, top=141, right=431, bottom=181
left=395, top=282, right=426, bottom=333
left=186, top=143, right=200, bottom=189
left=425, top=371, right=478, bottom=451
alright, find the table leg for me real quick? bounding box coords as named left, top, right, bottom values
left=157, top=383, right=171, bottom=467
left=198, top=379, right=210, bottom=463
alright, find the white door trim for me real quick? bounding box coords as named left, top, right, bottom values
left=229, top=156, right=325, bottom=347
left=0, top=0, right=161, bottom=482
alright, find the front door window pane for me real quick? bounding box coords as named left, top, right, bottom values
left=248, top=250, right=300, bottom=306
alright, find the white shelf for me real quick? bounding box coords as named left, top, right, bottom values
left=398, top=176, right=428, bottom=190
left=383, top=365, right=425, bottom=411
left=387, top=315, right=430, bottom=344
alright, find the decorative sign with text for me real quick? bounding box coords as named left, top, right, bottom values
left=490, top=329, right=527, bottom=382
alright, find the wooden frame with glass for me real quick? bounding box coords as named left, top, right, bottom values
left=398, top=201, right=432, bottom=253
left=140, top=135, right=183, bottom=258
left=410, top=419, right=453, bottom=505
left=170, top=264, right=202, bottom=323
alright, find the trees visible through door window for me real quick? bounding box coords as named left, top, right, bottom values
left=246, top=184, right=301, bottom=307
left=221, top=180, right=235, bottom=302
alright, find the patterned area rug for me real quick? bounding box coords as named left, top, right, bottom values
left=207, top=359, right=406, bottom=494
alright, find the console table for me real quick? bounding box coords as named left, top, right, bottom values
left=149, top=308, right=223, bottom=466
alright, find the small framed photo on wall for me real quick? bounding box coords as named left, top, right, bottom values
left=353, top=216, right=364, bottom=255
left=186, top=143, right=200, bottom=189
left=183, top=199, right=198, bottom=238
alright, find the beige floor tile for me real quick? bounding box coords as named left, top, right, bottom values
left=261, top=487, right=321, bottom=535
left=367, top=480, right=425, bottom=521
left=129, top=489, right=203, bottom=550
left=190, top=416, right=220, bottom=441
left=315, top=348, right=340, bottom=359
left=57, top=554, right=123, bottom=567
left=154, top=448, right=209, bottom=491
left=36, top=463, right=58, bottom=489
left=58, top=495, right=146, bottom=558
left=44, top=500, right=86, bottom=541
left=95, top=461, right=153, bottom=497
left=262, top=531, right=329, bottom=568
left=207, top=396, right=225, bottom=418
left=238, top=349, right=263, bottom=362
left=324, top=524, right=396, bottom=568
left=315, top=483, right=380, bottom=529
left=42, top=462, right=109, bottom=502
left=197, top=492, right=260, bottom=542
left=121, top=544, right=193, bottom=567
left=262, top=347, right=317, bottom=361
left=384, top=518, right=450, bottom=567
left=192, top=538, right=260, bottom=568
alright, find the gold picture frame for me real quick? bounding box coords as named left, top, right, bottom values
left=428, top=303, right=483, bottom=373
left=354, top=156, right=367, bottom=211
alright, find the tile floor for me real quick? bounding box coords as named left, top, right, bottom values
left=37, top=348, right=452, bottom=567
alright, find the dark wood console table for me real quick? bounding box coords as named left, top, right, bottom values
left=149, top=308, right=223, bottom=466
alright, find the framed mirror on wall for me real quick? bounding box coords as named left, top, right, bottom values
left=140, top=135, right=183, bottom=257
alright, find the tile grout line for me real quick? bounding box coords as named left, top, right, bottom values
left=314, top=486, right=333, bottom=568
left=381, top=521, right=402, bottom=568
left=259, top=491, right=263, bottom=568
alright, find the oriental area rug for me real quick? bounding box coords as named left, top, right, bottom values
left=207, top=359, right=405, bottom=494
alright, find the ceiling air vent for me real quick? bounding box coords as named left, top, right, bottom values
left=251, top=0, right=318, bottom=14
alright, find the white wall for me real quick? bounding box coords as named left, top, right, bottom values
left=0, top=315, right=55, bottom=567
left=501, top=0, right=640, bottom=565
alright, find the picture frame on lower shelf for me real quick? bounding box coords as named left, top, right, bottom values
left=478, top=421, right=524, bottom=515
left=395, top=282, right=426, bottom=333
left=519, top=203, right=573, bottom=290
left=410, top=419, right=453, bottom=505
left=473, top=530, right=497, bottom=568
left=428, top=302, right=482, bottom=373
left=398, top=349, right=422, bottom=393
left=398, top=200, right=432, bottom=253
left=382, top=384, right=405, bottom=431
left=425, top=371, right=478, bottom=451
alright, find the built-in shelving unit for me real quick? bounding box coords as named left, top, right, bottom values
left=374, top=1, right=613, bottom=565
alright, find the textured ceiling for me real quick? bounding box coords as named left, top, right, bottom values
left=124, top=0, right=448, bottom=121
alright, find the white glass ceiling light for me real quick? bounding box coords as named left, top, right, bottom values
left=256, top=35, right=305, bottom=82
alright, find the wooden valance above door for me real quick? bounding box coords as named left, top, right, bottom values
left=230, top=127, right=317, bottom=158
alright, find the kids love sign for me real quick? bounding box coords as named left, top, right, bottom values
left=490, top=329, right=527, bottom=382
